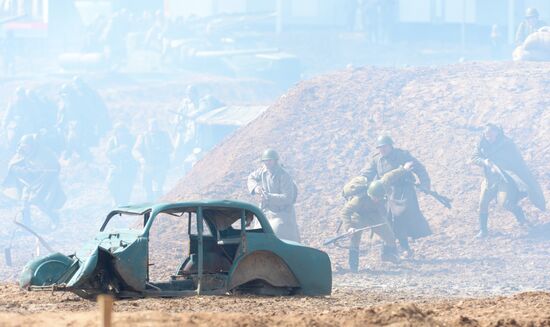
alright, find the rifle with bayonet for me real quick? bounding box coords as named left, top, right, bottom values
left=415, top=184, right=452, bottom=209
left=323, top=223, right=386, bottom=246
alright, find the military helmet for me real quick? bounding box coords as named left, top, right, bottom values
left=367, top=180, right=386, bottom=200
left=525, top=7, right=539, bottom=18
left=261, top=148, right=279, bottom=161
left=59, top=83, right=71, bottom=95
left=376, top=135, right=394, bottom=148
left=15, top=86, right=25, bottom=97
left=343, top=176, right=369, bottom=199
left=19, top=134, right=36, bottom=146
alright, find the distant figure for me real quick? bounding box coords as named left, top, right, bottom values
left=1, top=30, right=16, bottom=76
left=72, top=76, right=112, bottom=142
left=106, top=124, right=138, bottom=206
left=341, top=164, right=415, bottom=271
left=1, top=87, right=37, bottom=151
left=515, top=8, right=547, bottom=45
left=133, top=119, right=173, bottom=202
left=171, top=85, right=200, bottom=166
left=247, top=149, right=300, bottom=242
left=57, top=83, right=93, bottom=160
left=472, top=124, right=546, bottom=238
left=100, top=11, right=129, bottom=66
left=490, top=24, right=505, bottom=60
left=3, top=134, right=66, bottom=228
left=378, top=0, right=398, bottom=44
left=361, top=135, right=432, bottom=258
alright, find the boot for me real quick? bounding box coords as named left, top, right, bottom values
left=381, top=245, right=399, bottom=264
left=398, top=238, right=413, bottom=258
left=349, top=248, right=359, bottom=273
left=476, top=212, right=488, bottom=238
left=511, top=207, right=533, bottom=229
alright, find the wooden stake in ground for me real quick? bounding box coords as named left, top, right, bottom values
left=98, top=294, right=113, bottom=327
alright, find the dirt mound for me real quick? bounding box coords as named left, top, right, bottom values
left=166, top=62, right=550, bottom=238
left=164, top=62, right=550, bottom=295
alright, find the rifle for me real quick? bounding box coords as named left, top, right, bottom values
left=13, top=220, right=55, bottom=253
left=487, top=161, right=514, bottom=185
left=415, top=185, right=452, bottom=209
left=323, top=223, right=386, bottom=246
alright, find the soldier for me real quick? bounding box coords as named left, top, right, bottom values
left=341, top=163, right=414, bottom=272
left=3, top=134, right=66, bottom=229
left=472, top=124, right=545, bottom=238
left=133, top=119, right=173, bottom=202
left=106, top=123, right=138, bottom=206
left=57, top=83, right=94, bottom=161
left=515, top=8, right=547, bottom=45
left=1, top=87, right=36, bottom=151
left=247, top=149, right=300, bottom=242
left=361, top=135, right=432, bottom=257
left=171, top=85, right=200, bottom=168
left=72, top=76, right=112, bottom=143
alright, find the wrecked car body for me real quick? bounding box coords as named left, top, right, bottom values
left=19, top=200, right=332, bottom=299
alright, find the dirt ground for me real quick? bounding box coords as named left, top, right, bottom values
left=0, top=283, right=549, bottom=326
left=0, top=63, right=550, bottom=326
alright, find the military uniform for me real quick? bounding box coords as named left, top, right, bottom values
left=341, top=167, right=408, bottom=271
left=106, top=126, right=138, bottom=206
left=133, top=126, right=173, bottom=202
left=247, top=164, right=300, bottom=242
left=361, top=147, right=432, bottom=250
left=3, top=134, right=66, bottom=228
left=472, top=127, right=545, bottom=235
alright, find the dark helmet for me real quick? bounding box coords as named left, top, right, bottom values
left=484, top=123, right=502, bottom=135
left=59, top=83, right=72, bottom=96
left=15, top=86, right=26, bottom=97
left=19, top=134, right=36, bottom=146
left=18, top=134, right=37, bottom=155
left=72, top=75, right=85, bottom=88
left=261, top=149, right=279, bottom=161
left=525, top=8, right=539, bottom=18
left=367, top=180, right=385, bottom=200
left=376, top=135, right=394, bottom=148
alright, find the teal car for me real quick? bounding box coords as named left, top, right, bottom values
left=19, top=200, right=332, bottom=299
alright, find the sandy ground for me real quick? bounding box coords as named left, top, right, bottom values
left=0, top=284, right=549, bottom=326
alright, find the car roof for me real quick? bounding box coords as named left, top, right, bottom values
left=116, top=199, right=263, bottom=215
left=114, top=200, right=272, bottom=232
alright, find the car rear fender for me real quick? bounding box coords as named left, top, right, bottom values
left=227, top=250, right=300, bottom=290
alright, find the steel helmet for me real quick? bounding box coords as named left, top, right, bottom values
left=376, top=135, right=394, bottom=148
left=367, top=180, right=386, bottom=200
left=261, top=148, right=279, bottom=161
left=19, top=134, right=36, bottom=147
left=342, top=176, right=369, bottom=199
left=525, top=8, right=539, bottom=18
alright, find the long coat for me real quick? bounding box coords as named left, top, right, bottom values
left=247, top=164, right=300, bottom=242
left=361, top=148, right=432, bottom=240
left=472, top=133, right=546, bottom=211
